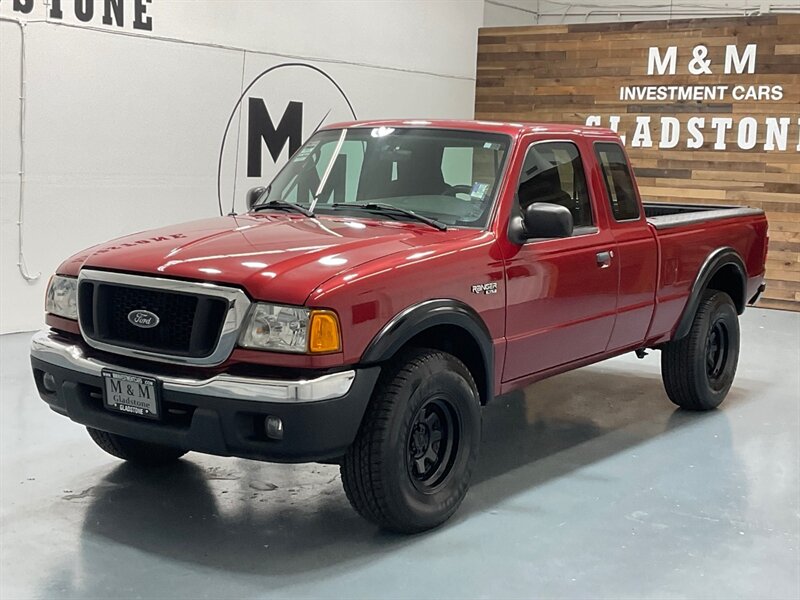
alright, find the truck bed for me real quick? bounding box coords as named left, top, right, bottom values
left=644, top=202, right=764, bottom=230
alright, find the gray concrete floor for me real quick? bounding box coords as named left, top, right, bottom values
left=1, top=308, right=798, bottom=600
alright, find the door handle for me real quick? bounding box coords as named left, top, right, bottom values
left=596, top=250, right=614, bottom=268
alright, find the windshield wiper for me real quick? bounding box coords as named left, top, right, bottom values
left=331, top=202, right=447, bottom=231
left=252, top=199, right=315, bottom=218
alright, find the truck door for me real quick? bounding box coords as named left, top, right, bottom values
left=502, top=139, right=619, bottom=382
left=592, top=142, right=658, bottom=351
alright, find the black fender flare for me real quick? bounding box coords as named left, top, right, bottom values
left=361, top=299, right=494, bottom=403
left=673, top=247, right=747, bottom=340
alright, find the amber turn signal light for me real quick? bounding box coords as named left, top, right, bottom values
left=308, top=310, right=342, bottom=353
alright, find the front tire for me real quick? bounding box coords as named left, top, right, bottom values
left=661, top=290, right=740, bottom=410
left=87, top=428, right=188, bottom=465
left=341, top=349, right=481, bottom=533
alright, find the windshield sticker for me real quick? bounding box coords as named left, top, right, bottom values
left=482, top=142, right=502, bottom=151
left=292, top=140, right=319, bottom=161
left=470, top=182, right=490, bottom=199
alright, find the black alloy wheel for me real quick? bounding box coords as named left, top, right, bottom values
left=341, top=348, right=481, bottom=533
left=705, top=318, right=730, bottom=387
left=407, top=396, right=460, bottom=493
left=661, top=289, right=740, bottom=411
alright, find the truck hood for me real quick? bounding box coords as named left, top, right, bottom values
left=61, top=213, right=476, bottom=305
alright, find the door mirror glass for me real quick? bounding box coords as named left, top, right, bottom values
left=524, top=202, right=573, bottom=239
left=246, top=186, right=267, bottom=211
left=509, top=202, right=574, bottom=243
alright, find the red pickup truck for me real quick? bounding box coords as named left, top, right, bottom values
left=31, top=120, right=768, bottom=532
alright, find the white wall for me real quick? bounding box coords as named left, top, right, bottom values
left=0, top=0, right=484, bottom=333
left=483, top=0, right=797, bottom=26
left=7, top=0, right=792, bottom=334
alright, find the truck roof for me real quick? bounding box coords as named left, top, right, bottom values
left=321, top=118, right=617, bottom=138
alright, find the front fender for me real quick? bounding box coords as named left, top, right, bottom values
left=361, top=298, right=494, bottom=403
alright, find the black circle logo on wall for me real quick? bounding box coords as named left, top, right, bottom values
left=217, top=62, right=357, bottom=215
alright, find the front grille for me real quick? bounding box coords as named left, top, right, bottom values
left=106, top=286, right=198, bottom=352
left=79, top=280, right=229, bottom=358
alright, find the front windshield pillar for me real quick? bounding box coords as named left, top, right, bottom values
left=309, top=128, right=348, bottom=213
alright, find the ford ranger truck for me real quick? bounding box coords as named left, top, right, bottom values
left=31, top=120, right=768, bottom=533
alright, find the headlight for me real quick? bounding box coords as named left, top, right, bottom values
left=239, top=303, right=341, bottom=354
left=45, top=275, right=78, bottom=320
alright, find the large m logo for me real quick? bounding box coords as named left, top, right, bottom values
left=247, top=98, right=303, bottom=177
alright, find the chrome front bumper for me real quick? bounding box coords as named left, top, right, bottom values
left=30, top=330, right=356, bottom=403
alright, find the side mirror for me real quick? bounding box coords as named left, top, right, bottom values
left=509, top=202, right=573, bottom=244
left=246, top=186, right=267, bottom=211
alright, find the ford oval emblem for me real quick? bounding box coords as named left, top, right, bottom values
left=128, top=309, right=160, bottom=329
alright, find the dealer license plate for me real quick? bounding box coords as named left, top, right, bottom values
left=102, top=370, right=161, bottom=420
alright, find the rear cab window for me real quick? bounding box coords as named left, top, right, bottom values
left=594, top=143, right=640, bottom=221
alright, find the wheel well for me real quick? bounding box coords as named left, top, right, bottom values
left=707, top=264, right=745, bottom=313
left=397, top=325, right=489, bottom=405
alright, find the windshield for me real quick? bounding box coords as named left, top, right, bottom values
left=255, top=127, right=511, bottom=228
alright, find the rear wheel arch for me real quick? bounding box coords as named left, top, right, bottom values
left=707, top=263, right=746, bottom=312
left=361, top=299, right=494, bottom=405
left=674, top=247, right=746, bottom=340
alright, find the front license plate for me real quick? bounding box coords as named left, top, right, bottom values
left=102, top=370, right=161, bottom=420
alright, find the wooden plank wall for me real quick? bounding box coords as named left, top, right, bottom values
left=476, top=15, right=799, bottom=311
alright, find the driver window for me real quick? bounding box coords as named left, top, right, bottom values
left=517, top=142, right=593, bottom=229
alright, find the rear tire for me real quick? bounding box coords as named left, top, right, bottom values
left=87, top=428, right=187, bottom=465
left=661, top=290, right=740, bottom=411
left=341, top=349, right=481, bottom=533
